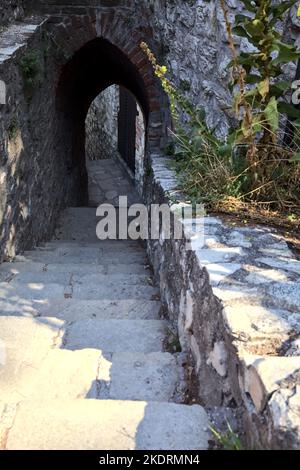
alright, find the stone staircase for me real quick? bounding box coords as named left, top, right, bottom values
left=0, top=165, right=209, bottom=449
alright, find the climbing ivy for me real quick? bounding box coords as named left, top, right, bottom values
left=19, top=50, right=42, bottom=94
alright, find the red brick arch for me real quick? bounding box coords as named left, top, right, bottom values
left=53, top=8, right=168, bottom=202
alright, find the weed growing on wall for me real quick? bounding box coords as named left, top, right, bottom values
left=221, top=0, right=300, bottom=171
left=8, top=115, right=19, bottom=141
left=19, top=50, right=42, bottom=95
left=140, top=1, right=300, bottom=230
left=210, top=422, right=244, bottom=450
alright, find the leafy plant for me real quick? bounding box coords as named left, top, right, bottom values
left=140, top=2, right=300, bottom=227
left=180, top=79, right=191, bottom=92
left=221, top=0, right=300, bottom=174
left=210, top=422, right=244, bottom=450
left=8, top=116, right=19, bottom=141
left=19, top=51, right=42, bottom=91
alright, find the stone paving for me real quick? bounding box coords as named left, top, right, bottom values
left=86, top=157, right=140, bottom=207
left=0, top=159, right=209, bottom=450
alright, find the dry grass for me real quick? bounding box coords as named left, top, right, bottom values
left=173, top=131, right=300, bottom=233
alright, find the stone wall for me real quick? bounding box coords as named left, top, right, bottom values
left=22, top=0, right=300, bottom=139
left=1, top=0, right=300, bottom=449
left=85, top=85, right=119, bottom=161
left=0, top=1, right=24, bottom=27
left=0, top=4, right=167, bottom=262
left=0, top=17, right=63, bottom=261
left=146, top=152, right=300, bottom=450
left=138, top=0, right=300, bottom=137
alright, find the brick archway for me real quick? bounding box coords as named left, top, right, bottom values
left=54, top=11, right=167, bottom=205
left=0, top=6, right=170, bottom=260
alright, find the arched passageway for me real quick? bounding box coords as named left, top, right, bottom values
left=85, top=84, right=146, bottom=207
left=56, top=37, right=150, bottom=206
left=0, top=6, right=169, bottom=262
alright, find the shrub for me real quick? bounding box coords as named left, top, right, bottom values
left=19, top=51, right=42, bottom=91
left=140, top=1, right=300, bottom=227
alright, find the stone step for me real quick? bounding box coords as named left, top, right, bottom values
left=62, top=319, right=167, bottom=353
left=0, top=281, right=159, bottom=302
left=0, top=281, right=66, bottom=301
left=0, top=261, right=151, bottom=279
left=97, top=352, right=180, bottom=402
left=1, top=348, right=180, bottom=403
left=69, top=282, right=159, bottom=301
left=4, top=399, right=209, bottom=450
left=0, top=269, right=151, bottom=286
left=43, top=240, right=146, bottom=250
left=16, top=249, right=147, bottom=264
left=37, top=242, right=145, bottom=253
left=0, top=316, right=64, bottom=402
left=54, top=207, right=106, bottom=243
left=0, top=298, right=161, bottom=320
left=0, top=348, right=100, bottom=403
left=55, top=207, right=145, bottom=242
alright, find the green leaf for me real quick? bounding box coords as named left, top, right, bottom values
left=244, top=19, right=265, bottom=38
left=232, top=25, right=252, bottom=42
left=245, top=74, right=262, bottom=84
left=270, top=1, right=299, bottom=26
left=289, top=152, right=300, bottom=162
left=252, top=114, right=263, bottom=133
left=217, top=144, right=233, bottom=157
left=264, top=96, right=279, bottom=132
left=273, top=80, right=291, bottom=92
left=271, top=41, right=300, bottom=65
left=234, top=14, right=252, bottom=25
left=226, top=59, right=235, bottom=70
left=292, top=117, right=300, bottom=128
left=278, top=101, right=300, bottom=119
left=228, top=82, right=234, bottom=93
left=239, top=0, right=256, bottom=12
left=269, top=81, right=291, bottom=98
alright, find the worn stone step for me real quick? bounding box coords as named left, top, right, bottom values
left=0, top=348, right=100, bottom=403
left=69, top=282, right=159, bottom=300
left=54, top=207, right=106, bottom=242
left=1, top=349, right=180, bottom=403
left=0, top=317, right=170, bottom=402
left=62, top=319, right=166, bottom=353
left=97, top=352, right=180, bottom=402
left=16, top=249, right=147, bottom=264
left=0, top=298, right=161, bottom=320
left=0, top=261, right=151, bottom=281
left=55, top=207, right=146, bottom=243
left=43, top=240, right=145, bottom=250
left=36, top=243, right=145, bottom=254
left=0, top=316, right=64, bottom=402
left=5, top=399, right=209, bottom=450
left=0, top=280, right=159, bottom=302
left=0, top=281, right=66, bottom=301
left=0, top=269, right=152, bottom=286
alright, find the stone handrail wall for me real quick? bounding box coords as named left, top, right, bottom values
left=146, top=154, right=300, bottom=450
